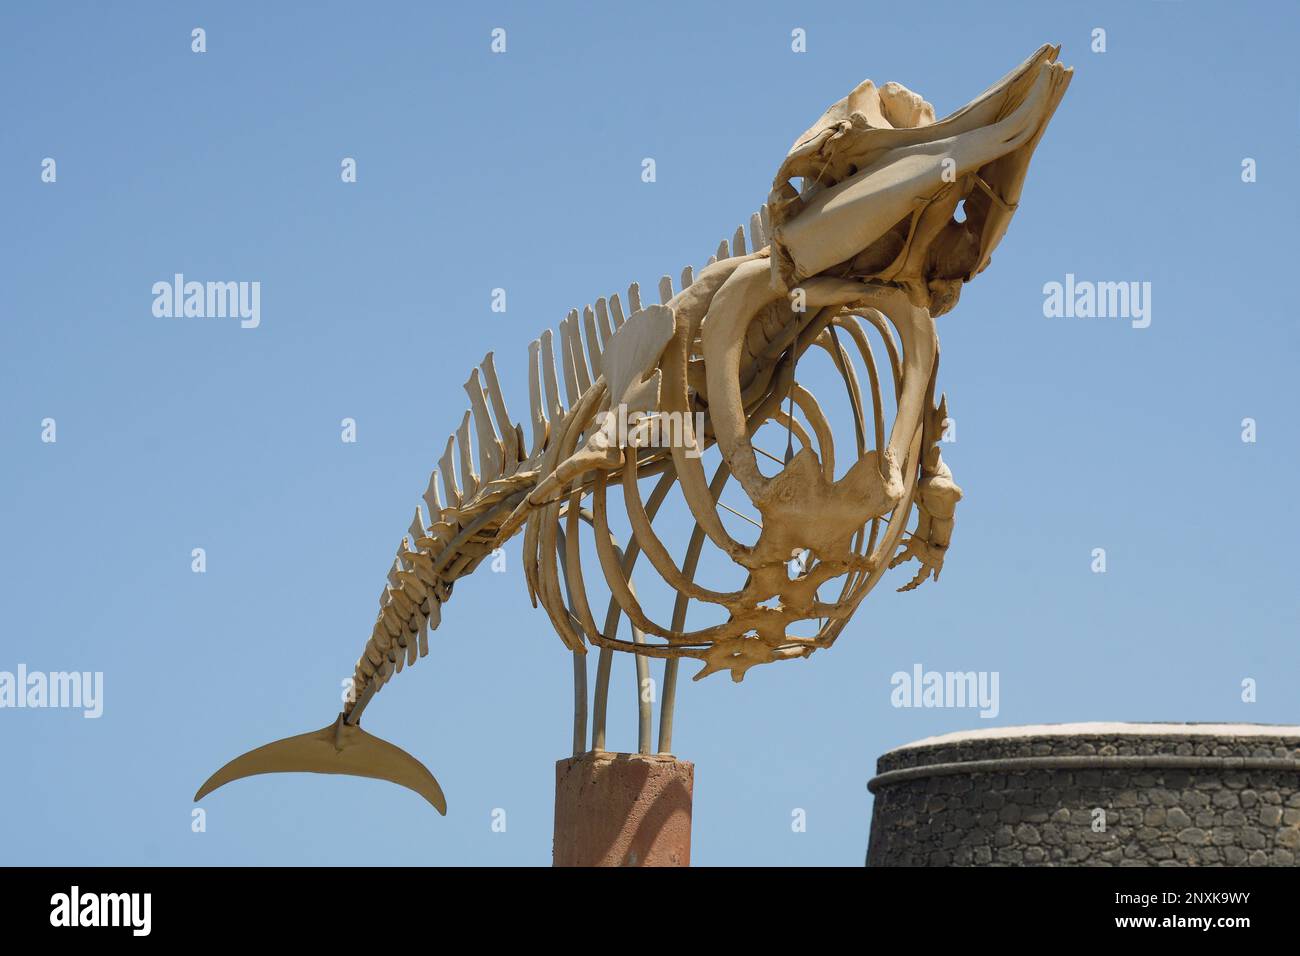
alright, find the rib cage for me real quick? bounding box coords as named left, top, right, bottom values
left=345, top=206, right=775, bottom=712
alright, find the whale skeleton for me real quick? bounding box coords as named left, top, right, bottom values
left=197, top=45, right=1072, bottom=814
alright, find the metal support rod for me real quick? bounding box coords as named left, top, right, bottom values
left=556, top=524, right=589, bottom=756
left=659, top=461, right=732, bottom=753
left=657, top=658, right=679, bottom=754
left=591, top=647, right=614, bottom=751
left=571, top=651, right=587, bottom=756
left=717, top=500, right=763, bottom=529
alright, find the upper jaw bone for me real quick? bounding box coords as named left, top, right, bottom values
left=772, top=44, right=1061, bottom=199
left=769, top=46, right=1071, bottom=289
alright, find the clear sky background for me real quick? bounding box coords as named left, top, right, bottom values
left=2, top=1, right=1298, bottom=866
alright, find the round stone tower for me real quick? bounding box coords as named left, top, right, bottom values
left=866, top=722, right=1300, bottom=866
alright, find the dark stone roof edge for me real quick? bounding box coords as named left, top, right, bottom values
left=868, top=754, right=1300, bottom=794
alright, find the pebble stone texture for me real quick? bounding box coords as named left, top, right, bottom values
left=866, top=723, right=1300, bottom=867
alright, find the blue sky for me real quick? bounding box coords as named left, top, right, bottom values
left=2, top=1, right=1297, bottom=866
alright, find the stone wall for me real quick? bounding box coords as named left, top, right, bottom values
left=866, top=723, right=1300, bottom=866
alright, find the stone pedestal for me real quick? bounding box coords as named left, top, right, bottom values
left=553, top=752, right=693, bottom=867
left=867, top=722, right=1300, bottom=866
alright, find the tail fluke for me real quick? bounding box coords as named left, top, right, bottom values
left=194, top=715, right=447, bottom=814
